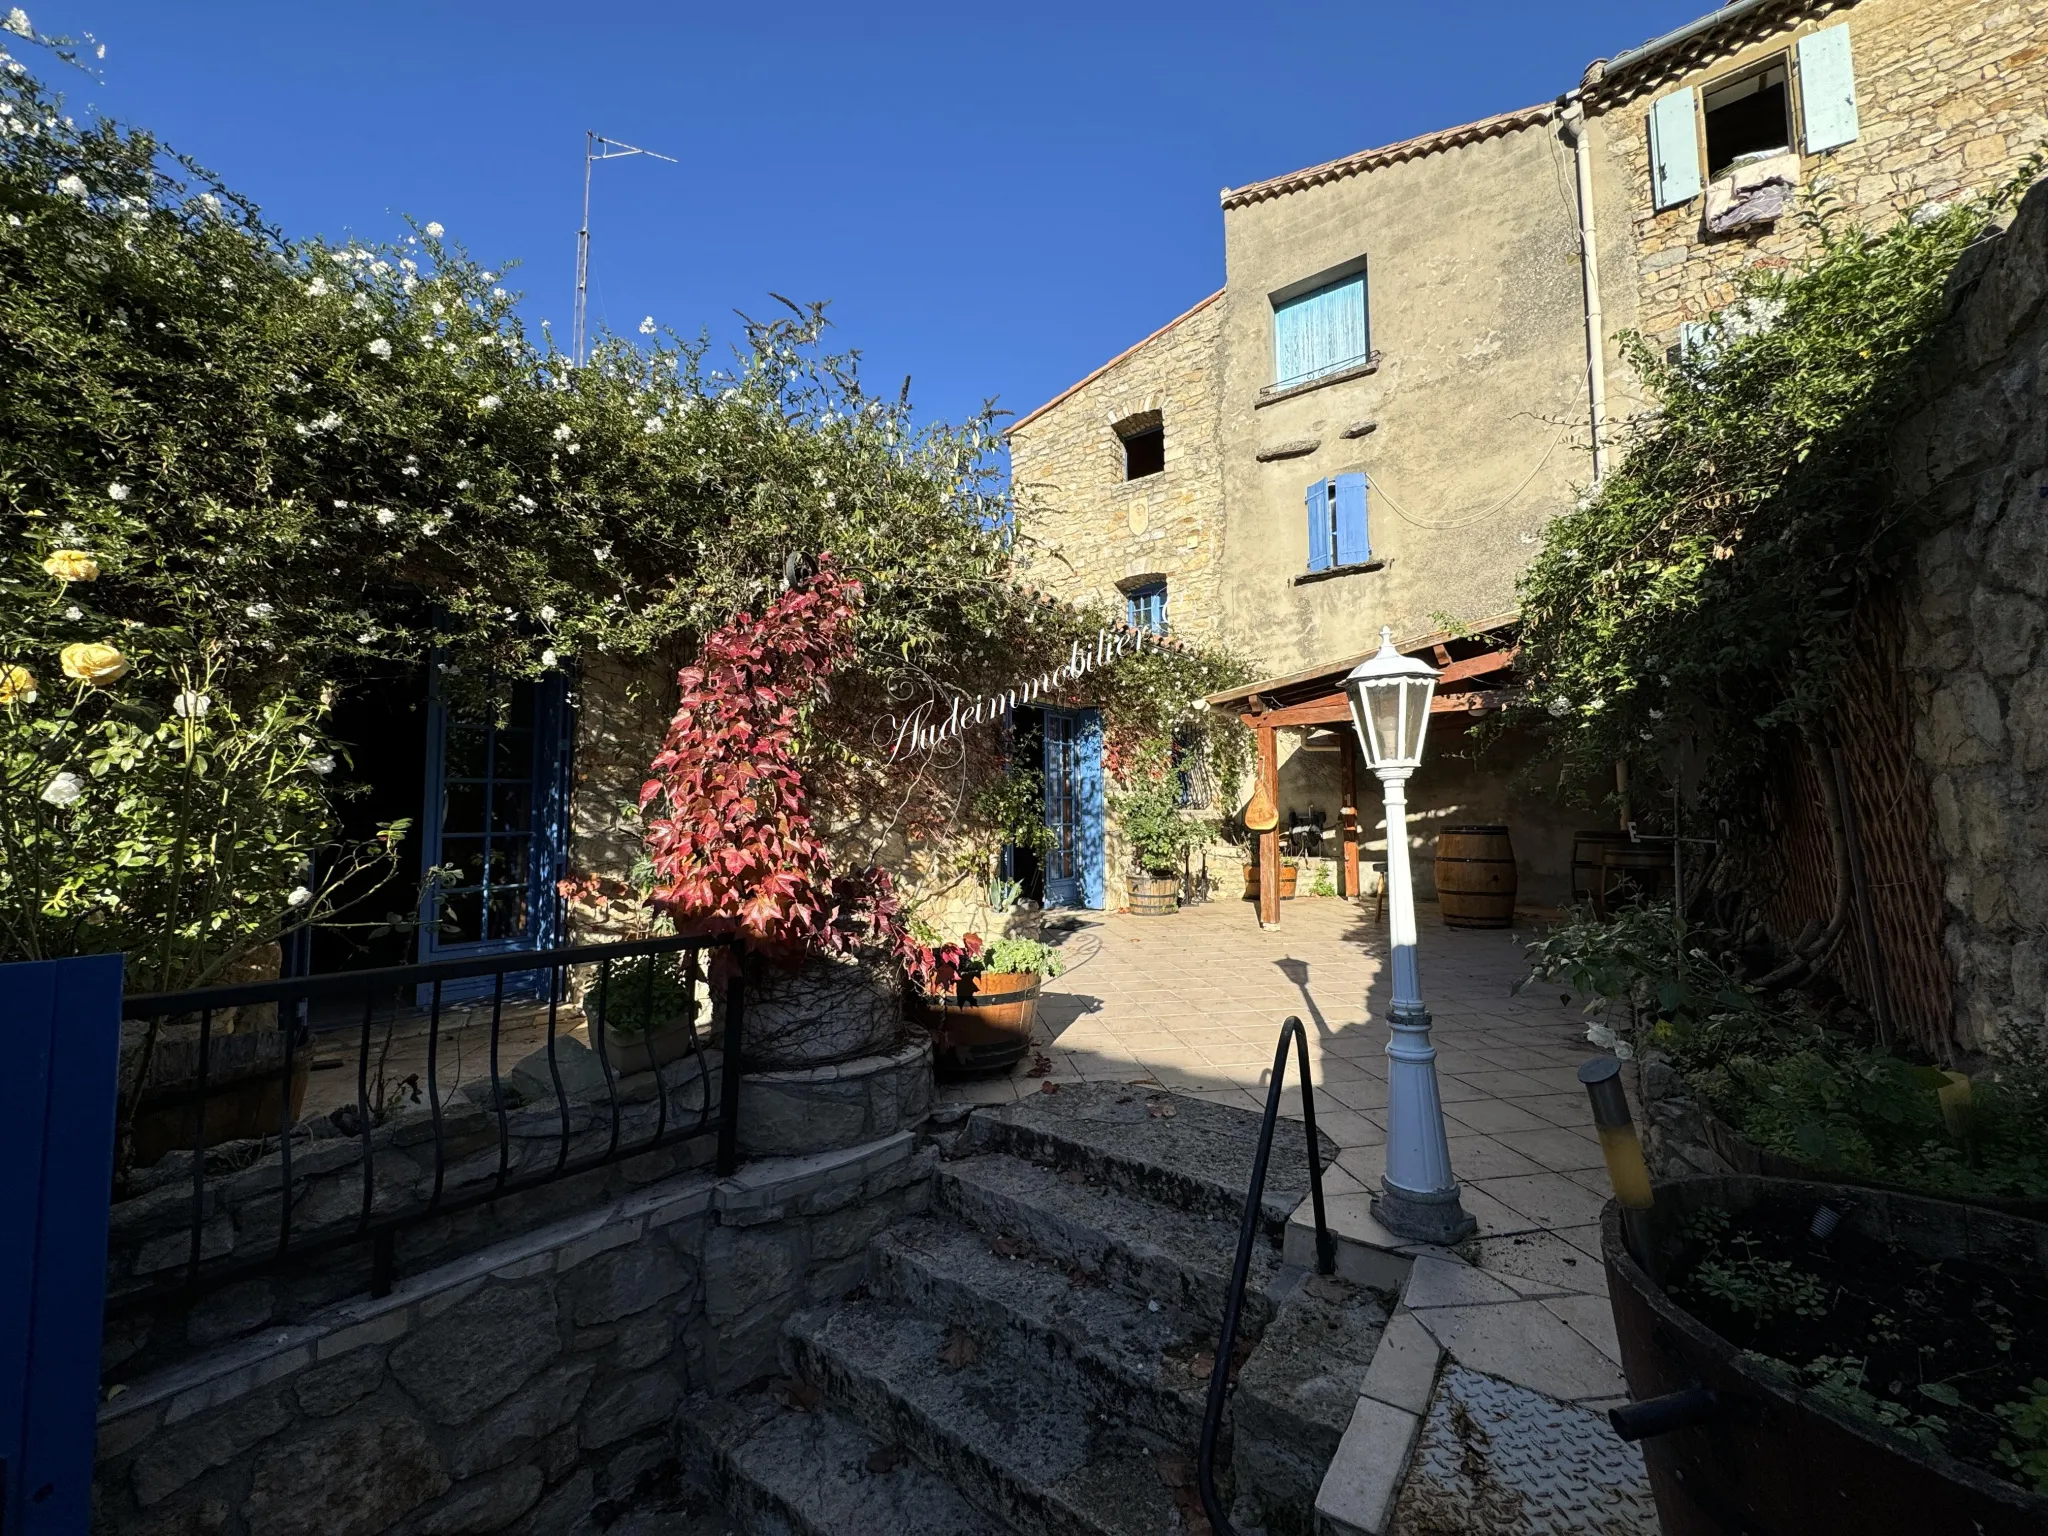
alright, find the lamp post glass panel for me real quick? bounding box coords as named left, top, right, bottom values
left=1343, top=628, right=1476, bottom=1243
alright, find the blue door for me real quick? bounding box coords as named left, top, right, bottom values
left=1041, top=708, right=1105, bottom=909
left=419, top=669, right=573, bottom=998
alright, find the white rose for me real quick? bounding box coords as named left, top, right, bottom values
left=108, top=482, right=130, bottom=502
left=539, top=605, right=558, bottom=622
left=56, top=173, right=86, bottom=198
left=367, top=337, right=392, bottom=359
left=424, top=221, right=444, bottom=238
left=42, top=770, right=84, bottom=806
left=287, top=885, right=313, bottom=907
left=172, top=690, right=210, bottom=718
left=307, top=755, right=335, bottom=775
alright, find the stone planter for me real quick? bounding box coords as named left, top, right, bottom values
left=904, top=971, right=1040, bottom=1078
left=736, top=1037, right=934, bottom=1157
left=1602, top=1175, right=2048, bottom=1535
left=725, top=949, right=904, bottom=1070
left=126, top=1028, right=311, bottom=1168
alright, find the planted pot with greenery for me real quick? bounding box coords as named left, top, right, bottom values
left=906, top=936, right=1066, bottom=1078
left=1113, top=738, right=1206, bottom=913
left=1604, top=1175, right=2048, bottom=1531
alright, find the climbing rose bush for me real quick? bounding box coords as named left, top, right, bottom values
left=639, top=561, right=975, bottom=988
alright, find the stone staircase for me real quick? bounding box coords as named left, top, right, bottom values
left=681, top=1083, right=1388, bottom=1536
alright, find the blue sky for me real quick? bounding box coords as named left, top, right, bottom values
left=30, top=2, right=1705, bottom=433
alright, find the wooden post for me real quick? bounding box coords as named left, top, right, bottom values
left=1257, top=724, right=1280, bottom=928
left=1340, top=733, right=1361, bottom=901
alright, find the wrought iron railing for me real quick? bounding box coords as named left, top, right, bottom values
left=112, top=932, right=742, bottom=1309
left=1197, top=1014, right=1336, bottom=1535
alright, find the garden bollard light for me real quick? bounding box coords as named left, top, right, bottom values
left=1579, top=1054, right=1656, bottom=1277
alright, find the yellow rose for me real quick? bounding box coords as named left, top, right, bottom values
left=0, top=664, right=36, bottom=703
left=60, top=642, right=131, bottom=686
left=42, top=550, right=100, bottom=583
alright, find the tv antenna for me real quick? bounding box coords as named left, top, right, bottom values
left=572, top=131, right=677, bottom=366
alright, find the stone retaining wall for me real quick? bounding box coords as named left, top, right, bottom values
left=1894, top=178, right=2048, bottom=1051
left=94, top=1133, right=933, bottom=1536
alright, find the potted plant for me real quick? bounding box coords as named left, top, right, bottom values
left=1113, top=738, right=1207, bottom=916
left=1603, top=1175, right=2048, bottom=1532
left=1241, top=855, right=1300, bottom=901
left=588, top=950, right=710, bottom=1073
left=641, top=563, right=973, bottom=1069
left=906, top=936, right=1066, bottom=1078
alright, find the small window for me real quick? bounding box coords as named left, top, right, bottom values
left=1703, top=61, right=1791, bottom=177
left=1273, top=272, right=1369, bottom=389
left=1126, top=581, right=1167, bottom=634
left=1122, top=423, right=1165, bottom=480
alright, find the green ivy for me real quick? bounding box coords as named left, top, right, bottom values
left=1507, top=162, right=2042, bottom=824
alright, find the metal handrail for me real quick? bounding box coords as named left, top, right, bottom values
left=1197, top=1014, right=1337, bottom=1535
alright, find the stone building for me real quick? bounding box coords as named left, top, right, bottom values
left=1007, top=0, right=2048, bottom=940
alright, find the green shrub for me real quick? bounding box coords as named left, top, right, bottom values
left=976, top=936, right=1064, bottom=979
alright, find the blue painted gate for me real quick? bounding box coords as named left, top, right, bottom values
left=2, top=953, right=122, bottom=1536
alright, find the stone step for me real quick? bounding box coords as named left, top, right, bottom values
left=1229, top=1270, right=1394, bottom=1535
left=936, top=1152, right=1283, bottom=1334
left=683, top=1384, right=1009, bottom=1535
left=785, top=1299, right=1192, bottom=1536
left=868, top=1218, right=1213, bottom=1444
left=963, top=1081, right=1335, bottom=1230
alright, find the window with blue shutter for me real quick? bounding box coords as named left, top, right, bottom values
left=1273, top=272, right=1369, bottom=388
left=1126, top=581, right=1167, bottom=634
left=1332, top=473, right=1369, bottom=566
left=1304, top=475, right=1372, bottom=571
left=1648, top=88, right=1703, bottom=209
left=1797, top=24, right=1859, bottom=153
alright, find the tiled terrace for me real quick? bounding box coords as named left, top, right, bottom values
left=938, top=893, right=1628, bottom=1390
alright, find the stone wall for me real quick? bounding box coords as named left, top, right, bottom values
left=1892, top=178, right=2048, bottom=1053
left=1007, top=292, right=1227, bottom=647
left=1589, top=0, right=2048, bottom=357
left=94, top=1134, right=932, bottom=1536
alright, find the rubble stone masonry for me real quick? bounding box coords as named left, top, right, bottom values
left=1006, top=292, right=1226, bottom=647
left=1591, top=0, right=2048, bottom=368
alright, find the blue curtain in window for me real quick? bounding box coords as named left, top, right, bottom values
left=1275, top=275, right=1368, bottom=386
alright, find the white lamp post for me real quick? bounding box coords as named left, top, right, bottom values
left=1343, top=627, right=1476, bottom=1245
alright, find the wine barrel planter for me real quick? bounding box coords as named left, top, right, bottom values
left=1241, top=863, right=1300, bottom=901
left=904, top=970, right=1040, bottom=1079
left=1433, top=825, right=1517, bottom=928
left=1699, top=1103, right=2048, bottom=1221
left=1602, top=1175, right=2048, bottom=1535
left=1128, top=874, right=1180, bottom=916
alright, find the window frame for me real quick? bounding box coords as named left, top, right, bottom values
left=1699, top=55, right=1795, bottom=179
left=1124, top=580, right=1168, bottom=635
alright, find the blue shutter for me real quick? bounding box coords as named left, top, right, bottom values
left=1332, top=472, right=1370, bottom=567
left=1798, top=24, right=1859, bottom=153
left=1305, top=478, right=1333, bottom=572
left=1075, top=710, right=1106, bottom=910
left=2, top=955, right=122, bottom=1536
left=1648, top=88, right=1702, bottom=209
left=1273, top=274, right=1368, bottom=386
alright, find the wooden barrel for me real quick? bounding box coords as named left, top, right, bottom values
left=904, top=971, right=1041, bottom=1078
left=1593, top=842, right=1675, bottom=918
left=1571, top=831, right=1636, bottom=905
left=1241, top=864, right=1301, bottom=901
left=1128, top=874, right=1180, bottom=916
left=1434, top=825, right=1518, bottom=928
